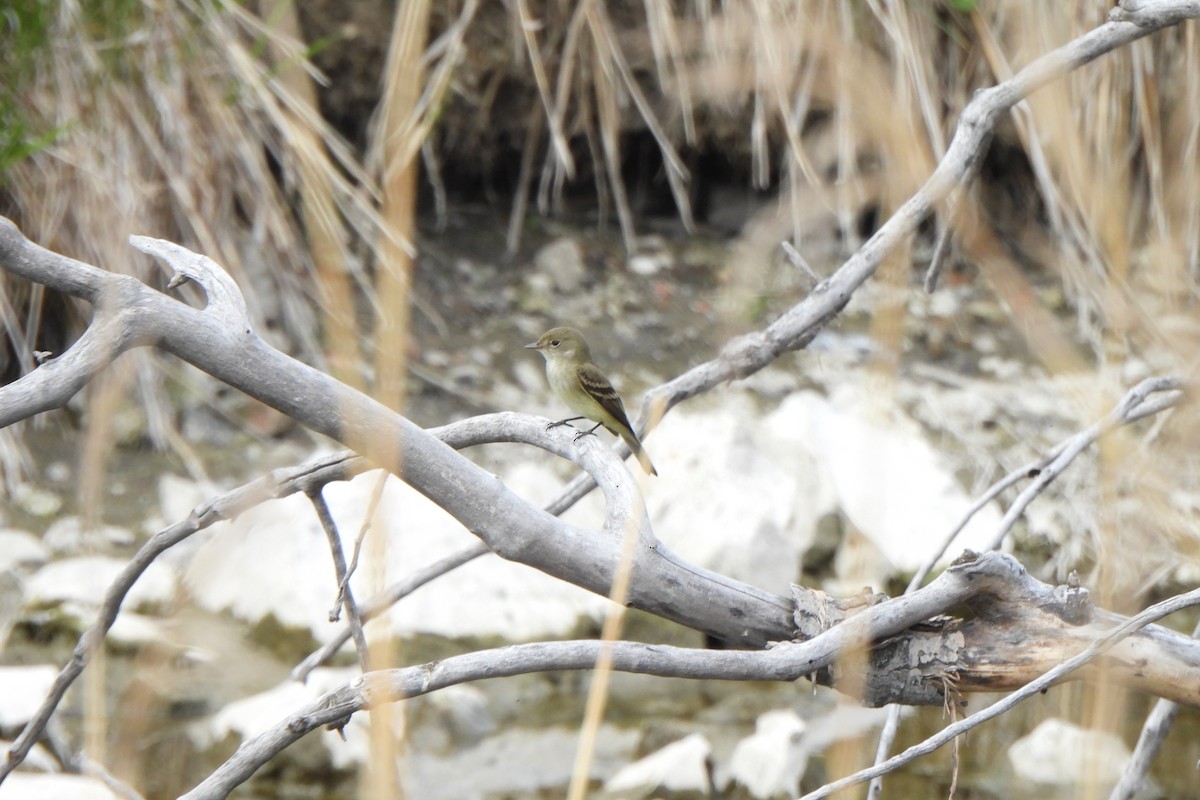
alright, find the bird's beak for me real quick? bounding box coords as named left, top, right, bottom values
left=524, top=341, right=542, bottom=350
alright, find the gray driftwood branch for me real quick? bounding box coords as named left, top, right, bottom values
left=0, top=219, right=792, bottom=649
left=179, top=552, right=1200, bottom=799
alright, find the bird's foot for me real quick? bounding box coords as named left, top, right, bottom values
left=573, top=422, right=604, bottom=442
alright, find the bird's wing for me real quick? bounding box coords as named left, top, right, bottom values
left=576, top=363, right=635, bottom=432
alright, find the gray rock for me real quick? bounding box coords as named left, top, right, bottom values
left=0, top=529, right=49, bottom=572
left=534, top=237, right=588, bottom=293
left=604, top=732, right=712, bottom=796
left=1008, top=718, right=1131, bottom=791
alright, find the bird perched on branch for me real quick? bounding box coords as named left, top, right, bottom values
left=525, top=326, right=657, bottom=476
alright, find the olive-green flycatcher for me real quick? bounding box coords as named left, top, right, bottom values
left=525, top=326, right=657, bottom=476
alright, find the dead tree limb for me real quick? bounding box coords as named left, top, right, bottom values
left=178, top=552, right=1200, bottom=800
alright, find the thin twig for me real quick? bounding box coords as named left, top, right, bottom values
left=781, top=240, right=821, bottom=286
left=337, top=471, right=388, bottom=604
left=984, top=376, right=1184, bottom=552
left=1108, top=615, right=1200, bottom=800
left=292, top=542, right=490, bottom=682
left=307, top=488, right=371, bottom=673
left=922, top=217, right=955, bottom=293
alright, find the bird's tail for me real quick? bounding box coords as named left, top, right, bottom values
left=622, top=430, right=658, bottom=476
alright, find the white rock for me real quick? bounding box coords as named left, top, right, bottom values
left=26, top=556, right=177, bottom=611
left=534, top=237, right=587, bottom=293
left=11, top=484, right=61, bottom=518
left=788, top=385, right=1001, bottom=574
left=42, top=517, right=133, bottom=554
left=0, top=665, right=58, bottom=728
left=1008, top=718, right=1131, bottom=788
left=407, top=724, right=639, bottom=799
left=628, top=251, right=672, bottom=277
left=44, top=461, right=72, bottom=484
left=108, top=611, right=170, bottom=647
left=183, top=463, right=610, bottom=643
left=639, top=394, right=833, bottom=592
left=0, top=773, right=119, bottom=799
left=193, top=668, right=365, bottom=769
left=803, top=703, right=894, bottom=753
left=0, top=529, right=48, bottom=572
left=604, top=732, right=711, bottom=795
left=157, top=473, right=219, bottom=527
left=726, top=709, right=808, bottom=799
left=422, top=684, right=495, bottom=749
left=928, top=288, right=962, bottom=318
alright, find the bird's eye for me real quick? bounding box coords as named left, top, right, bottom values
left=550, top=339, right=560, bottom=347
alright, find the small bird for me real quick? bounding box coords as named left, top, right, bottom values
left=525, top=326, right=657, bottom=476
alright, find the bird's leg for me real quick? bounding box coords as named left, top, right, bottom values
left=573, top=422, right=604, bottom=442
left=547, top=415, right=586, bottom=431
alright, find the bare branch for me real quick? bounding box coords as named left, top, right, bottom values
left=307, top=488, right=370, bottom=673
left=803, top=585, right=1200, bottom=800
left=868, top=375, right=1185, bottom=796
left=0, top=452, right=371, bottom=780
left=180, top=552, right=1200, bottom=799
left=291, top=541, right=489, bottom=682
left=0, top=222, right=793, bottom=651
left=984, top=376, right=1184, bottom=551
left=1108, top=618, right=1200, bottom=799
left=538, top=0, right=1200, bottom=515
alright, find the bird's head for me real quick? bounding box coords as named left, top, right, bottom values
left=525, top=326, right=591, bottom=362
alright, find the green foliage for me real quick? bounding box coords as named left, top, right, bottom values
left=0, top=0, right=55, bottom=175
left=1, top=0, right=52, bottom=54
left=0, top=0, right=145, bottom=178
left=0, top=115, right=66, bottom=179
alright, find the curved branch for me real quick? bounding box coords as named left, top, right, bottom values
left=180, top=552, right=1200, bottom=799
left=0, top=221, right=794, bottom=650
left=129, top=235, right=251, bottom=331
left=0, top=452, right=371, bottom=781
left=291, top=541, right=490, bottom=682
left=985, top=376, right=1185, bottom=551
left=802, top=585, right=1200, bottom=800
